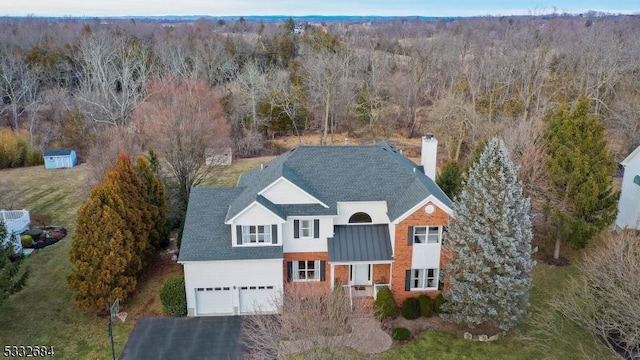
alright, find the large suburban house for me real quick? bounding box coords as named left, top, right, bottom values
left=179, top=135, right=453, bottom=316
left=616, top=144, right=640, bottom=230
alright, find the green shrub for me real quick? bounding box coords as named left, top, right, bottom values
left=159, top=277, right=187, bottom=317
left=20, top=235, right=34, bottom=248
left=24, top=228, right=43, bottom=239
left=401, top=297, right=421, bottom=320
left=434, top=293, right=447, bottom=314
left=373, top=286, right=398, bottom=321
left=391, top=327, right=411, bottom=341
left=418, top=294, right=435, bottom=318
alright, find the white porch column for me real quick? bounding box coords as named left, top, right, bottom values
left=330, top=263, right=335, bottom=288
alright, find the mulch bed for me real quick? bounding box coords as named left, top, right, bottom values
left=28, top=226, right=68, bottom=250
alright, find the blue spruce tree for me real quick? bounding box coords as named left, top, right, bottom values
left=442, top=137, right=535, bottom=331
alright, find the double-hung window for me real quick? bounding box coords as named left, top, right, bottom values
left=410, top=268, right=438, bottom=290
left=300, top=220, right=312, bottom=238
left=242, top=225, right=271, bottom=244
left=293, top=260, right=320, bottom=281
left=293, top=219, right=319, bottom=239
left=413, top=226, right=441, bottom=244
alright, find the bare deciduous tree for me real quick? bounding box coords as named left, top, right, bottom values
left=0, top=52, right=41, bottom=131
left=75, top=30, right=152, bottom=128
left=533, top=231, right=640, bottom=360
left=134, top=76, right=231, bottom=210
left=243, top=284, right=357, bottom=360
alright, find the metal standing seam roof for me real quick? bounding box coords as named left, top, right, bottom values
left=328, top=224, right=393, bottom=262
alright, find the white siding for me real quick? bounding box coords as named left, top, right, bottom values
left=282, top=217, right=332, bottom=253
left=232, top=203, right=282, bottom=225
left=617, top=152, right=640, bottom=229
left=334, top=201, right=390, bottom=225
left=260, top=177, right=321, bottom=205
left=182, top=259, right=283, bottom=316
left=230, top=203, right=283, bottom=246
left=411, top=243, right=441, bottom=269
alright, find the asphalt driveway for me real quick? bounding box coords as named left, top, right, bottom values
left=120, top=316, right=245, bottom=360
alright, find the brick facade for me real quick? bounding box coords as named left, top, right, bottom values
left=392, top=201, right=449, bottom=303
left=283, top=252, right=329, bottom=284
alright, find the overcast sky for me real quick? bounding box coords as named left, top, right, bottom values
left=2, top=0, right=638, bottom=17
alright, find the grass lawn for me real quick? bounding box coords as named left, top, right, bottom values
left=380, top=262, right=615, bottom=360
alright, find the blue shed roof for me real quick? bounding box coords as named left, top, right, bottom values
left=43, top=149, right=74, bottom=157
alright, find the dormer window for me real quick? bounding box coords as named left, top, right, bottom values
left=242, top=225, right=271, bottom=244
left=236, top=225, right=277, bottom=245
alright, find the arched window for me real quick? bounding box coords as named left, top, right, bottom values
left=348, top=212, right=372, bottom=223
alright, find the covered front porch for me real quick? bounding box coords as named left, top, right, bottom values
left=327, top=224, right=393, bottom=301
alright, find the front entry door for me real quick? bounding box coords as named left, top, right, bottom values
left=351, top=264, right=371, bottom=285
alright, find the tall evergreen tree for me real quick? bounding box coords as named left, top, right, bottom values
left=545, top=98, right=618, bottom=259
left=0, top=219, right=28, bottom=304
left=135, top=156, right=168, bottom=249
left=68, top=183, right=137, bottom=313
left=68, top=153, right=166, bottom=313
left=443, top=137, right=535, bottom=331
left=105, top=153, right=151, bottom=272
left=436, top=160, right=463, bottom=199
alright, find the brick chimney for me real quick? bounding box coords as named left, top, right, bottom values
left=421, top=133, right=437, bottom=180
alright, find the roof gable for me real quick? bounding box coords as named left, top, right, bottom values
left=258, top=176, right=327, bottom=206
left=621, top=144, right=640, bottom=167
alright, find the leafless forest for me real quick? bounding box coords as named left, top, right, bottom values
left=1, top=15, right=639, bottom=173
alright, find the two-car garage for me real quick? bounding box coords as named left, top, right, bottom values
left=183, top=259, right=283, bottom=316
left=194, top=285, right=280, bottom=315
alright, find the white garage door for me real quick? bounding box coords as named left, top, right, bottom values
left=195, top=287, right=233, bottom=315
left=239, top=286, right=278, bottom=314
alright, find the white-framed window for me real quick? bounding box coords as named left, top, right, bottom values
left=293, top=260, right=320, bottom=282
left=410, top=268, right=439, bottom=290
left=300, top=219, right=312, bottom=238
left=242, top=225, right=271, bottom=244
left=413, top=226, right=441, bottom=244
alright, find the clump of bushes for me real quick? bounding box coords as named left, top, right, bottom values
left=374, top=286, right=398, bottom=320
left=401, top=297, right=421, bottom=320
left=159, top=276, right=187, bottom=317
left=20, top=235, right=34, bottom=248
left=434, top=293, right=447, bottom=314
left=418, top=294, right=435, bottom=318
left=0, top=128, right=43, bottom=169
left=391, top=327, right=411, bottom=341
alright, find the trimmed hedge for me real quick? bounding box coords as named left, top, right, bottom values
left=418, top=294, right=435, bottom=318
left=373, top=286, right=398, bottom=321
left=401, top=297, right=421, bottom=320
left=160, top=277, right=187, bottom=317
left=391, top=327, right=411, bottom=341
left=434, top=293, right=447, bottom=314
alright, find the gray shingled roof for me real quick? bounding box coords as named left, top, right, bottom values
left=226, top=141, right=452, bottom=222
left=179, top=187, right=283, bottom=261
left=328, top=225, right=393, bottom=262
